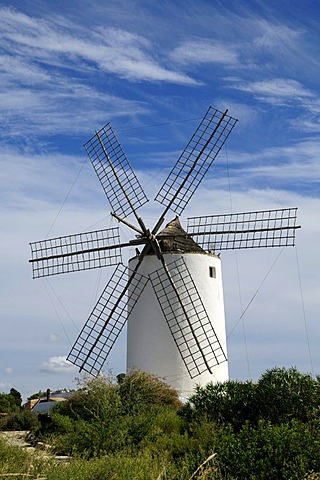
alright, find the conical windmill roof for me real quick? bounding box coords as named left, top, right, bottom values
left=155, top=217, right=205, bottom=254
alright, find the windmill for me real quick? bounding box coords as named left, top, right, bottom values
left=29, top=106, right=300, bottom=395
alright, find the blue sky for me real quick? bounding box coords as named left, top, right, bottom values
left=0, top=0, right=319, bottom=399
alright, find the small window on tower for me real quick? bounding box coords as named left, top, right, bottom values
left=209, top=266, right=216, bottom=278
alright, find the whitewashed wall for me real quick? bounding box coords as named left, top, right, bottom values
left=127, top=252, right=228, bottom=398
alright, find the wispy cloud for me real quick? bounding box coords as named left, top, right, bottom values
left=40, top=356, right=77, bottom=374
left=0, top=7, right=196, bottom=85
left=252, top=20, right=303, bottom=52
left=0, top=85, right=149, bottom=139
left=198, top=137, right=320, bottom=202
left=0, top=7, right=201, bottom=141
left=232, top=78, right=314, bottom=104
left=227, top=78, right=320, bottom=133
left=170, top=39, right=238, bottom=66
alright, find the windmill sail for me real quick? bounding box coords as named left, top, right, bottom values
left=67, top=263, right=149, bottom=375
left=84, top=123, right=149, bottom=219
left=187, top=208, right=300, bottom=252
left=154, top=107, right=237, bottom=217
left=149, top=257, right=227, bottom=378
left=29, top=227, right=122, bottom=278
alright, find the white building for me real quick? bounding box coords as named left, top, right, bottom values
left=127, top=217, right=228, bottom=398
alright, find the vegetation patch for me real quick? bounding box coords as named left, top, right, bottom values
left=1, top=367, right=320, bottom=479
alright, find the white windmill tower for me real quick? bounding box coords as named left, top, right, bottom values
left=29, top=106, right=300, bottom=396
left=126, top=216, right=228, bottom=396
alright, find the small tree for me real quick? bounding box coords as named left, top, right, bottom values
left=0, top=388, right=22, bottom=413
left=119, top=370, right=181, bottom=415
left=256, top=366, right=320, bottom=424
left=182, top=380, right=257, bottom=430
left=50, top=375, right=127, bottom=456
left=182, top=367, right=320, bottom=429
left=10, top=388, right=22, bottom=408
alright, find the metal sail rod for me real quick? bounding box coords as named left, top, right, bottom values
left=29, top=239, right=146, bottom=263
left=188, top=207, right=298, bottom=222
left=95, top=131, right=140, bottom=224
left=154, top=109, right=229, bottom=233
left=189, top=225, right=301, bottom=237
left=111, top=213, right=163, bottom=260
left=111, top=212, right=144, bottom=235
left=159, top=258, right=213, bottom=374
left=78, top=241, right=152, bottom=371
left=151, top=216, right=165, bottom=236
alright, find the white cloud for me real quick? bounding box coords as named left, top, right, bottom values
left=290, top=117, right=320, bottom=134
left=252, top=21, right=303, bottom=51
left=0, top=85, right=150, bottom=139
left=0, top=55, right=51, bottom=87
left=40, top=356, right=78, bottom=374
left=170, top=39, right=238, bottom=66
left=0, top=7, right=196, bottom=85
left=195, top=138, right=320, bottom=198
left=0, top=6, right=201, bottom=140
left=5, top=368, right=13, bottom=375
left=233, top=78, right=314, bottom=103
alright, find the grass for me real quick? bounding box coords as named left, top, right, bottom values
left=0, top=437, right=222, bottom=480
left=0, top=437, right=52, bottom=479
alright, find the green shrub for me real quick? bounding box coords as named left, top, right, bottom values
left=216, top=419, right=320, bottom=480
left=50, top=409, right=127, bottom=457
left=5, top=367, right=318, bottom=479
left=53, top=375, right=122, bottom=422
left=0, top=410, right=39, bottom=431
left=256, top=367, right=320, bottom=424
left=181, top=379, right=257, bottom=430
left=45, top=376, right=126, bottom=456
left=44, top=372, right=182, bottom=458
left=183, top=367, right=320, bottom=429
left=119, top=370, right=181, bottom=415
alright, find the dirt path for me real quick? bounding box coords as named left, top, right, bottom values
left=0, top=431, right=34, bottom=450
left=0, top=431, right=69, bottom=463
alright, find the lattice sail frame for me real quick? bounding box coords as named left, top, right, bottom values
left=155, top=107, right=238, bottom=216
left=30, top=227, right=122, bottom=278
left=67, top=263, right=149, bottom=375
left=149, top=257, right=227, bottom=378
left=84, top=123, right=149, bottom=219
left=187, top=208, right=299, bottom=252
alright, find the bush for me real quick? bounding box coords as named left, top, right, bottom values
left=256, top=367, right=320, bottom=424
left=0, top=388, right=22, bottom=413
left=119, top=370, right=181, bottom=415
left=0, top=410, right=39, bottom=431
left=181, top=379, right=257, bottom=430
left=183, top=367, right=320, bottom=429
left=53, top=375, right=121, bottom=422
left=2, top=367, right=320, bottom=479
left=44, top=372, right=182, bottom=458
left=49, top=376, right=127, bottom=456
left=216, top=419, right=320, bottom=480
